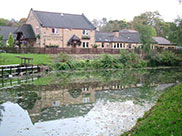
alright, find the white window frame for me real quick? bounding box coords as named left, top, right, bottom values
left=36, top=26, right=40, bottom=34
left=83, top=30, right=89, bottom=35
left=52, top=28, right=59, bottom=34
left=83, top=97, right=90, bottom=103
left=83, top=42, right=89, bottom=48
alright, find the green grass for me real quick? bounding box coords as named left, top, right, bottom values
left=122, top=83, right=182, bottom=136
left=0, top=53, right=52, bottom=65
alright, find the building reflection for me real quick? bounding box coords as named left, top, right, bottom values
left=28, top=80, right=147, bottom=123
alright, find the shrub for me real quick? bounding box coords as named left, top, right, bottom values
left=57, top=53, right=71, bottom=62
left=7, top=33, right=14, bottom=47
left=119, top=50, right=141, bottom=68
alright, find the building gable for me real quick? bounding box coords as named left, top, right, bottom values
left=32, top=9, right=95, bottom=30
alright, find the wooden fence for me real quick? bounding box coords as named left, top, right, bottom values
left=0, top=47, right=144, bottom=54
left=0, top=47, right=181, bottom=55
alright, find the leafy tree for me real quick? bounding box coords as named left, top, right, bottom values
left=132, top=11, right=165, bottom=37
left=166, top=17, right=182, bottom=46
left=100, top=20, right=130, bottom=32
left=19, top=18, right=27, bottom=26
left=92, top=18, right=108, bottom=30
left=7, top=33, right=14, bottom=47
left=0, top=35, right=4, bottom=46
left=138, top=25, right=156, bottom=52
left=0, top=18, right=9, bottom=26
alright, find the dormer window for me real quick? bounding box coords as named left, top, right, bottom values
left=52, top=28, right=59, bottom=34
left=83, top=30, right=89, bottom=35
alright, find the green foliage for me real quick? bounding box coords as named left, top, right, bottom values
left=57, top=53, right=71, bottom=62
left=0, top=35, right=5, bottom=46
left=53, top=52, right=147, bottom=70
left=168, top=17, right=182, bottom=46
left=122, top=83, right=182, bottom=136
left=7, top=33, right=14, bottom=47
left=119, top=50, right=147, bottom=68
left=137, top=25, right=156, bottom=52
left=36, top=34, right=40, bottom=39
left=0, top=18, right=9, bottom=26
left=93, top=44, right=98, bottom=48
left=100, top=20, right=130, bottom=32
left=146, top=50, right=182, bottom=67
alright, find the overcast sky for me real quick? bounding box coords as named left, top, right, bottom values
left=0, top=0, right=182, bottom=22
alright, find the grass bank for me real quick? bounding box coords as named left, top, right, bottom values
left=122, top=83, right=182, bottom=136
left=0, top=53, right=52, bottom=65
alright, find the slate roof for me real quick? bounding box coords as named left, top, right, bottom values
left=95, top=29, right=140, bottom=43
left=0, top=26, right=18, bottom=40
left=15, top=24, right=36, bottom=39
left=95, top=32, right=113, bottom=42
left=152, top=37, right=171, bottom=45
left=119, top=30, right=140, bottom=43
left=32, top=9, right=95, bottom=30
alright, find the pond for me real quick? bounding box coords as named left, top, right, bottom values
left=0, top=68, right=182, bottom=136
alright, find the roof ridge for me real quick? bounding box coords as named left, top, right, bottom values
left=33, top=9, right=82, bottom=16
left=96, top=31, right=113, bottom=33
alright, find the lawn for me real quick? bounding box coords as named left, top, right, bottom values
left=122, top=83, right=182, bottom=136
left=0, top=53, right=52, bottom=65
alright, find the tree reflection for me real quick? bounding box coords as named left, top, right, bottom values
left=68, top=89, right=82, bottom=98
left=0, top=105, right=5, bottom=125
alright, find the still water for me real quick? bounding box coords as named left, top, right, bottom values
left=0, top=69, right=182, bottom=136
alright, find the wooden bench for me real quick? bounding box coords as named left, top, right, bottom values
left=16, top=56, right=33, bottom=66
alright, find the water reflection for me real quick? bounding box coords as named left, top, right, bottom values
left=0, top=105, right=4, bottom=125
left=0, top=69, right=182, bottom=136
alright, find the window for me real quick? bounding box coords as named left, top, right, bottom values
left=120, top=43, right=122, bottom=48
left=83, top=30, right=89, bottom=35
left=102, top=43, right=104, bottom=48
left=129, top=43, right=131, bottom=48
left=82, top=87, right=89, bottom=92
left=52, top=101, right=60, bottom=107
left=83, top=42, right=89, bottom=48
left=83, top=97, right=90, bottom=103
left=52, top=28, right=59, bottom=34
left=36, top=26, right=40, bottom=34
left=117, top=43, right=120, bottom=48
left=83, top=42, right=85, bottom=48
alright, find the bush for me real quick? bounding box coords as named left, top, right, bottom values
left=147, top=50, right=182, bottom=67
left=7, top=33, right=14, bottom=47
left=119, top=50, right=142, bottom=68
left=57, top=53, right=71, bottom=62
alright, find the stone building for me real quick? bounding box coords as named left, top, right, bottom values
left=24, top=8, right=96, bottom=48
left=95, top=29, right=141, bottom=49
left=14, top=9, right=176, bottom=50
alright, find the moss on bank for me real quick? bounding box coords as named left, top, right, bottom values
left=122, top=83, right=182, bottom=136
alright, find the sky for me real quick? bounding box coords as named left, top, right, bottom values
left=0, top=0, right=182, bottom=22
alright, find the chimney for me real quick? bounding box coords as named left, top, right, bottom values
left=113, top=30, right=119, bottom=37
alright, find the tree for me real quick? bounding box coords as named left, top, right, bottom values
left=0, top=35, right=4, bottom=46
left=19, top=18, right=27, bottom=26
left=100, top=20, right=130, bottom=32
left=167, top=17, right=182, bottom=46
left=0, top=18, right=9, bottom=26
left=132, top=11, right=164, bottom=36
left=7, top=33, right=14, bottom=47
left=138, top=25, right=156, bottom=52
